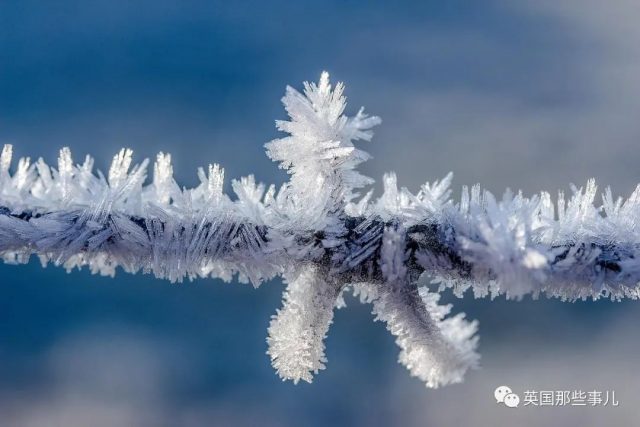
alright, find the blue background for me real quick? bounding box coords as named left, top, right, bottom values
left=1, top=1, right=640, bottom=425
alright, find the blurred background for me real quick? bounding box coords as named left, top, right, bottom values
left=1, top=1, right=640, bottom=425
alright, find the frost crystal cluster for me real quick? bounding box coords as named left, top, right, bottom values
left=1, top=72, right=638, bottom=388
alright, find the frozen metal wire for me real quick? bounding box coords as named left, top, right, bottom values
left=2, top=72, right=639, bottom=388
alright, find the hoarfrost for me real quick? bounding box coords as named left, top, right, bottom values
left=2, top=72, right=637, bottom=387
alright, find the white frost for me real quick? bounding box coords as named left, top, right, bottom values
left=1, top=72, right=638, bottom=388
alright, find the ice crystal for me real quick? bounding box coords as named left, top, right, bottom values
left=1, top=72, right=638, bottom=388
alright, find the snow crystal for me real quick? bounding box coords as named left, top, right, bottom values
left=2, top=72, right=638, bottom=388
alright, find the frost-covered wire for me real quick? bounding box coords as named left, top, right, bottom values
left=1, top=72, right=639, bottom=388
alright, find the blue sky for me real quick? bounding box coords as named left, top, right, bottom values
left=2, top=1, right=640, bottom=425
left=5, top=0, right=639, bottom=194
